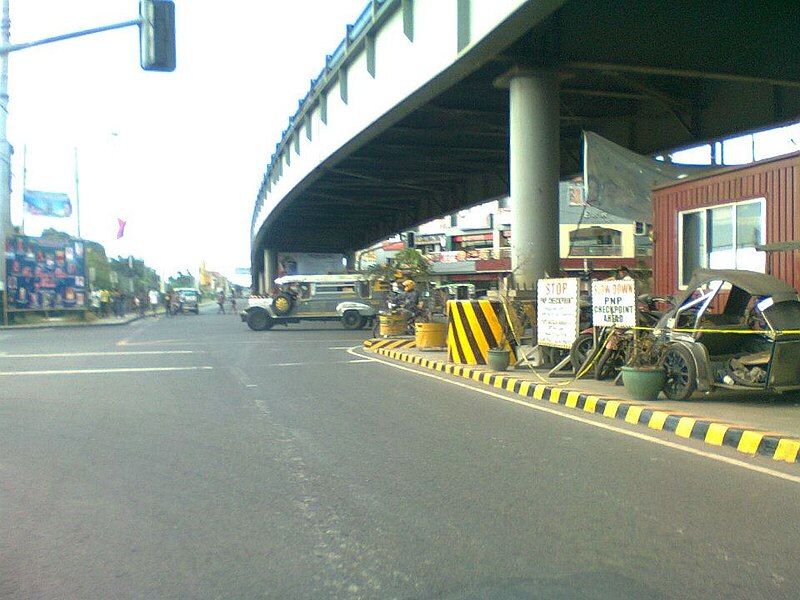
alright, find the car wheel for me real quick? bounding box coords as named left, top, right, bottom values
left=569, top=333, right=595, bottom=373
left=660, top=344, right=697, bottom=401
left=272, top=293, right=293, bottom=316
left=246, top=309, right=273, bottom=331
left=342, top=310, right=362, bottom=330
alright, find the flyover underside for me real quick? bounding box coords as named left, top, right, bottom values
left=254, top=0, right=800, bottom=269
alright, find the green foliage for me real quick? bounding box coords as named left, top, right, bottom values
left=86, top=243, right=112, bottom=290
left=36, top=229, right=160, bottom=293
left=167, top=271, right=196, bottom=290
left=366, top=248, right=430, bottom=281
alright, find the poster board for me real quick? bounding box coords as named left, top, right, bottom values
left=276, top=252, right=345, bottom=277
left=537, top=277, right=580, bottom=349
left=4, top=235, right=87, bottom=311
left=591, top=279, right=636, bottom=327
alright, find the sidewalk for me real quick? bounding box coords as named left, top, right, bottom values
left=0, top=311, right=162, bottom=331
left=363, top=339, right=800, bottom=464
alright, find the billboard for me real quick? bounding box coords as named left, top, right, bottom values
left=276, top=252, right=345, bottom=277
left=5, top=235, right=87, bottom=310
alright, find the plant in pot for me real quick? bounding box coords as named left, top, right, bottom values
left=487, top=303, right=516, bottom=371
left=619, top=330, right=665, bottom=401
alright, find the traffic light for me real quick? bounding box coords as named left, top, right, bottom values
left=139, top=0, right=176, bottom=72
left=406, top=232, right=415, bottom=248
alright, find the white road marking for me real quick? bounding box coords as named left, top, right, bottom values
left=265, top=359, right=378, bottom=367
left=0, top=366, right=213, bottom=376
left=329, top=346, right=357, bottom=350
left=117, top=338, right=183, bottom=347
left=348, top=347, right=800, bottom=486
left=0, top=350, right=203, bottom=358
left=118, top=339, right=365, bottom=347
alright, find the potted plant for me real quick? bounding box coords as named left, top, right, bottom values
left=486, top=301, right=516, bottom=371
left=619, top=330, right=665, bottom=401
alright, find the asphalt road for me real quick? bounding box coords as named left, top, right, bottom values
left=1, top=304, right=799, bottom=599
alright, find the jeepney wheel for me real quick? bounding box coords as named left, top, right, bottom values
left=272, top=293, right=293, bottom=316
left=247, top=309, right=273, bottom=331
left=342, top=310, right=362, bottom=330
left=661, top=345, right=697, bottom=401
left=569, top=333, right=595, bottom=373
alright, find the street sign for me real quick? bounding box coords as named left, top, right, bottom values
left=537, top=277, right=580, bottom=349
left=235, top=267, right=250, bottom=275
left=591, top=279, right=637, bottom=327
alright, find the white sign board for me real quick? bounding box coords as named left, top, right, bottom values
left=591, top=279, right=637, bottom=327
left=537, top=277, right=580, bottom=349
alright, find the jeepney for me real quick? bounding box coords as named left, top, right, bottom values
left=242, top=274, right=378, bottom=331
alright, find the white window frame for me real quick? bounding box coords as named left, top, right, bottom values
left=677, top=197, right=766, bottom=289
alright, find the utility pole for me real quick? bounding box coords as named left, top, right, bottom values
left=74, top=146, right=81, bottom=239
left=0, top=0, right=11, bottom=298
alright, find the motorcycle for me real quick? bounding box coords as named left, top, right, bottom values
left=569, top=294, right=674, bottom=380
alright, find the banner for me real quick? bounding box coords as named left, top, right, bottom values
left=23, top=189, right=73, bottom=218
left=276, top=252, right=345, bottom=277
left=5, top=235, right=86, bottom=310
left=583, top=131, right=714, bottom=223
left=591, top=279, right=637, bottom=327
left=537, top=278, right=580, bottom=349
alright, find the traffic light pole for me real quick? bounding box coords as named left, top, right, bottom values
left=0, top=0, right=143, bottom=321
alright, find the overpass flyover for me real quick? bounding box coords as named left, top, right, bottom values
left=250, top=0, right=800, bottom=291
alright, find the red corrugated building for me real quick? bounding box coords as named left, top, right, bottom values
left=653, top=153, right=800, bottom=297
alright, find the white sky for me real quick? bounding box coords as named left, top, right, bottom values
left=8, top=0, right=367, bottom=285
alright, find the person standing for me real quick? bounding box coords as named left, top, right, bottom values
left=118, top=290, right=127, bottom=318
left=100, top=288, right=110, bottom=317
left=217, top=290, right=226, bottom=314
left=164, top=291, right=173, bottom=316
left=149, top=289, right=160, bottom=316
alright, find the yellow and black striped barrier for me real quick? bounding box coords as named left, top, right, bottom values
left=363, top=338, right=416, bottom=350
left=446, top=299, right=516, bottom=365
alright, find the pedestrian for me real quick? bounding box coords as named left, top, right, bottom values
left=230, top=294, right=237, bottom=315
left=164, top=291, right=173, bottom=316
left=217, top=290, right=226, bottom=314
left=148, top=289, right=160, bottom=315
left=608, top=265, right=634, bottom=281
left=118, top=290, right=127, bottom=318
left=100, top=288, right=110, bottom=317
left=110, top=289, right=120, bottom=318
left=171, top=292, right=181, bottom=315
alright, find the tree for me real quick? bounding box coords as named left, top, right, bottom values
left=167, top=271, right=195, bottom=289
left=367, top=248, right=430, bottom=281
left=85, top=242, right=112, bottom=290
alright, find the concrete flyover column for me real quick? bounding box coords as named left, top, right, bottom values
left=506, top=69, right=560, bottom=289
left=263, top=248, right=277, bottom=294
left=345, top=252, right=356, bottom=272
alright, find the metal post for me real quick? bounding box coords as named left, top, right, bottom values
left=0, top=0, right=10, bottom=307
left=508, top=69, right=560, bottom=288
left=73, top=146, right=81, bottom=239
left=20, top=142, right=24, bottom=234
